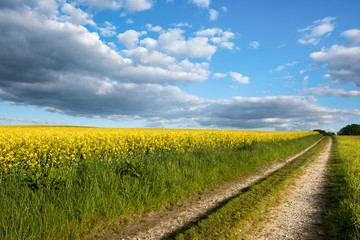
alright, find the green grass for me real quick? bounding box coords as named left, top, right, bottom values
left=324, top=136, right=360, bottom=240
left=0, top=134, right=321, bottom=239
left=175, top=137, right=329, bottom=240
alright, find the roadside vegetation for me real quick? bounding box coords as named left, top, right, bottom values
left=0, top=126, right=320, bottom=239
left=174, top=137, right=329, bottom=240
left=324, top=135, right=360, bottom=239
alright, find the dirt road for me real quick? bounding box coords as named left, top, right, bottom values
left=251, top=137, right=332, bottom=240
left=108, top=138, right=323, bottom=240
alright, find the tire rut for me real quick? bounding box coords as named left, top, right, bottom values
left=97, top=138, right=324, bottom=240
left=250, top=137, right=332, bottom=240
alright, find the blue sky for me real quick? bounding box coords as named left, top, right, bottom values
left=0, top=0, right=360, bottom=132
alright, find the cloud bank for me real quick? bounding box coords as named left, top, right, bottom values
left=0, top=1, right=358, bottom=131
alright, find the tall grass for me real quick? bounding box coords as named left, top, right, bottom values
left=0, top=134, right=321, bottom=239
left=325, top=136, right=360, bottom=240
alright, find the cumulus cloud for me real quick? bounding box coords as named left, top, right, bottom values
left=304, top=86, right=360, bottom=97
left=213, top=73, right=227, bottom=79
left=0, top=74, right=204, bottom=120
left=310, top=45, right=360, bottom=87
left=189, top=0, right=210, bottom=8
left=99, top=21, right=116, bottom=37
left=229, top=72, right=249, bottom=84
left=197, top=28, right=235, bottom=50
left=198, top=96, right=360, bottom=131
left=0, top=4, right=210, bottom=93
left=146, top=23, right=162, bottom=32
left=122, top=47, right=176, bottom=66
left=79, top=0, right=154, bottom=12
left=140, top=37, right=158, bottom=51
left=173, top=22, right=192, bottom=28
left=61, top=2, right=96, bottom=26
left=125, top=0, right=154, bottom=12
left=209, top=9, right=219, bottom=21
left=158, top=28, right=216, bottom=59
left=298, top=17, right=335, bottom=45
left=1, top=1, right=359, bottom=131
left=341, top=29, right=360, bottom=46
left=79, top=0, right=123, bottom=10
left=117, top=29, right=147, bottom=49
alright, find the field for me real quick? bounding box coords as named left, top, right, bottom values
left=325, top=135, right=360, bottom=239
left=0, top=126, right=320, bottom=239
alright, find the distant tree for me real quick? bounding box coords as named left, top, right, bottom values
left=313, top=129, right=335, bottom=136
left=337, top=124, right=360, bottom=135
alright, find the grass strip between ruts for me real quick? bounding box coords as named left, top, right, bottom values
left=174, top=137, right=329, bottom=240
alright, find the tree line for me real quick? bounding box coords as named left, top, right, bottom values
left=313, top=124, right=360, bottom=136
left=337, top=124, right=360, bottom=135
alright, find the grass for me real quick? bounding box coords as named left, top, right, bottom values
left=0, top=134, right=321, bottom=239
left=174, top=136, right=329, bottom=240
left=324, top=136, right=360, bottom=240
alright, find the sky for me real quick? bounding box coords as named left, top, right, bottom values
left=0, top=0, right=360, bottom=132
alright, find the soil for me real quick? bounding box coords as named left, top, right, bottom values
left=92, top=138, right=324, bottom=240
left=249, top=137, right=332, bottom=240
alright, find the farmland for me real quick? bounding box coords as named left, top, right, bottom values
left=0, top=126, right=320, bottom=239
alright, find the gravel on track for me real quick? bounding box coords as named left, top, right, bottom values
left=250, top=137, right=332, bottom=240
left=102, top=138, right=323, bottom=240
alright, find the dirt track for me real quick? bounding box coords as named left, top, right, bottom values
left=100, top=138, right=323, bottom=240
left=251, top=137, right=331, bottom=240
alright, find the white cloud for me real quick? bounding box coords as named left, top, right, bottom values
left=249, top=41, right=260, bottom=49
left=122, top=47, right=176, bottom=66
left=174, top=22, right=192, bottom=28
left=298, top=17, right=335, bottom=45
left=209, top=9, right=219, bottom=21
left=229, top=72, right=249, bottom=84
left=196, top=27, right=223, bottom=37
left=3, top=1, right=359, bottom=131
left=275, top=61, right=298, bottom=72
left=79, top=0, right=123, bottom=10
left=167, top=59, right=210, bottom=80
left=210, top=31, right=235, bottom=49
left=100, top=21, right=116, bottom=37
left=117, top=30, right=147, bottom=49
left=304, top=86, right=360, bottom=97
left=213, top=73, right=227, bottom=79
left=158, top=28, right=216, bottom=59
left=61, top=2, right=96, bottom=26
left=79, top=0, right=154, bottom=12
left=0, top=5, right=210, bottom=91
left=310, top=44, right=360, bottom=87
left=199, top=96, right=360, bottom=131
left=341, top=29, right=360, bottom=46
left=220, top=6, right=227, bottom=12
left=197, top=28, right=235, bottom=50
left=146, top=23, right=162, bottom=32
left=125, top=0, right=154, bottom=12
left=140, top=37, right=158, bottom=51
left=126, top=18, right=134, bottom=24
left=189, top=0, right=210, bottom=8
